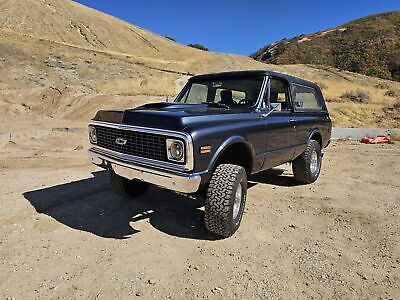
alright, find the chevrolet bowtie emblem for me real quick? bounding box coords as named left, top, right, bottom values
left=115, top=137, right=127, bottom=145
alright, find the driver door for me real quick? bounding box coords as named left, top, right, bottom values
left=261, top=77, right=297, bottom=170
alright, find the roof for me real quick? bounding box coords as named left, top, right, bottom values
left=189, top=70, right=318, bottom=88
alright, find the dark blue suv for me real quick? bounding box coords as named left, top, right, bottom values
left=88, top=70, right=332, bottom=237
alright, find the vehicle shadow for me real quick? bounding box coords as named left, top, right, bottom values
left=248, top=168, right=304, bottom=187
left=23, top=171, right=219, bottom=240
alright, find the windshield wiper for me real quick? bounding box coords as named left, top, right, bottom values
left=201, top=102, right=230, bottom=109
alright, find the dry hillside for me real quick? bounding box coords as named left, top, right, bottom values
left=0, top=0, right=399, bottom=128
left=251, top=11, right=400, bottom=81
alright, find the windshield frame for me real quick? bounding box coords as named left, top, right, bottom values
left=174, top=75, right=268, bottom=110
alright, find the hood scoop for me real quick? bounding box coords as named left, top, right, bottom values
left=93, top=110, right=124, bottom=123
left=135, top=102, right=206, bottom=112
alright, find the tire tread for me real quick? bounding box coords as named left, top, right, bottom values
left=292, top=140, right=321, bottom=184
left=205, top=164, right=246, bottom=237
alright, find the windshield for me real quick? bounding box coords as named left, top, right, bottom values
left=175, top=76, right=264, bottom=108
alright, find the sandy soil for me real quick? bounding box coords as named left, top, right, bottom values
left=0, top=120, right=399, bottom=299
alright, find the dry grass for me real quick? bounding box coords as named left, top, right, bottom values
left=92, top=75, right=179, bottom=96
left=1, top=0, right=400, bottom=128
left=317, top=79, right=393, bottom=104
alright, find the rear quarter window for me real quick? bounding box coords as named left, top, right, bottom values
left=293, top=84, right=322, bottom=111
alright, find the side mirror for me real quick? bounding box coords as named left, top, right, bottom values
left=270, top=103, right=281, bottom=112
left=261, top=102, right=282, bottom=118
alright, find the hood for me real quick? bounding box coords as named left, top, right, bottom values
left=93, top=102, right=256, bottom=132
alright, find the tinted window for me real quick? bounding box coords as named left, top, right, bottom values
left=293, top=85, right=321, bottom=110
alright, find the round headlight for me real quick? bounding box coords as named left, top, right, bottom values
left=167, top=139, right=184, bottom=162
left=88, top=126, right=97, bottom=144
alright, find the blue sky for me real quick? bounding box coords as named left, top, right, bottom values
left=75, top=0, right=399, bottom=55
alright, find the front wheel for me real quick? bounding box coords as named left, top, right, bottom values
left=204, top=164, right=247, bottom=237
left=292, top=140, right=322, bottom=184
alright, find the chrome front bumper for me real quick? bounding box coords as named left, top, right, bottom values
left=89, top=147, right=201, bottom=194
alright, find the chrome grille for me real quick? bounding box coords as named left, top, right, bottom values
left=95, top=126, right=168, bottom=162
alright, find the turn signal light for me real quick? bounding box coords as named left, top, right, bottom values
left=200, top=145, right=211, bottom=154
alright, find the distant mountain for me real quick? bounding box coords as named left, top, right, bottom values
left=251, top=11, right=400, bottom=81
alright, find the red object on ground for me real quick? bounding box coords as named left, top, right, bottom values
left=360, top=136, right=390, bottom=144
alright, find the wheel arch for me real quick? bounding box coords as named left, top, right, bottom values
left=208, top=136, right=254, bottom=174
left=308, top=129, right=322, bottom=148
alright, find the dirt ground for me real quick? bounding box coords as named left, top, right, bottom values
left=0, top=120, right=399, bottom=299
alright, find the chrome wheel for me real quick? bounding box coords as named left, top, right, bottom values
left=310, top=150, right=319, bottom=175
left=233, top=183, right=242, bottom=219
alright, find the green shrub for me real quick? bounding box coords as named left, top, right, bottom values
left=187, top=43, right=208, bottom=51
left=365, top=68, right=392, bottom=80
left=324, top=97, right=339, bottom=102
left=375, top=83, right=389, bottom=90
left=341, top=90, right=371, bottom=102
left=384, top=89, right=400, bottom=98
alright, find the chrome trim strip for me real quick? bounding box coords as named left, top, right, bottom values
left=89, top=121, right=194, bottom=171
left=91, top=146, right=190, bottom=172
left=89, top=148, right=201, bottom=194
left=90, top=120, right=190, bottom=138
left=256, top=76, right=268, bottom=110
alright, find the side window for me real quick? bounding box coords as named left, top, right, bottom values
left=267, top=78, right=290, bottom=110
left=293, top=85, right=322, bottom=110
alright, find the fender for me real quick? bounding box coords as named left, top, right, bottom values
left=206, top=135, right=255, bottom=174
left=307, top=128, right=322, bottom=146
left=291, top=128, right=322, bottom=161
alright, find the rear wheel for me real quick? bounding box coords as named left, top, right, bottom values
left=204, top=164, right=247, bottom=237
left=109, top=171, right=149, bottom=198
left=292, top=140, right=322, bottom=184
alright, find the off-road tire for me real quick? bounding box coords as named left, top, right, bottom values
left=204, top=164, right=247, bottom=237
left=109, top=171, right=149, bottom=198
left=292, top=140, right=322, bottom=184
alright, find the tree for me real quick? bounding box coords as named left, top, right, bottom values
left=187, top=43, right=208, bottom=51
